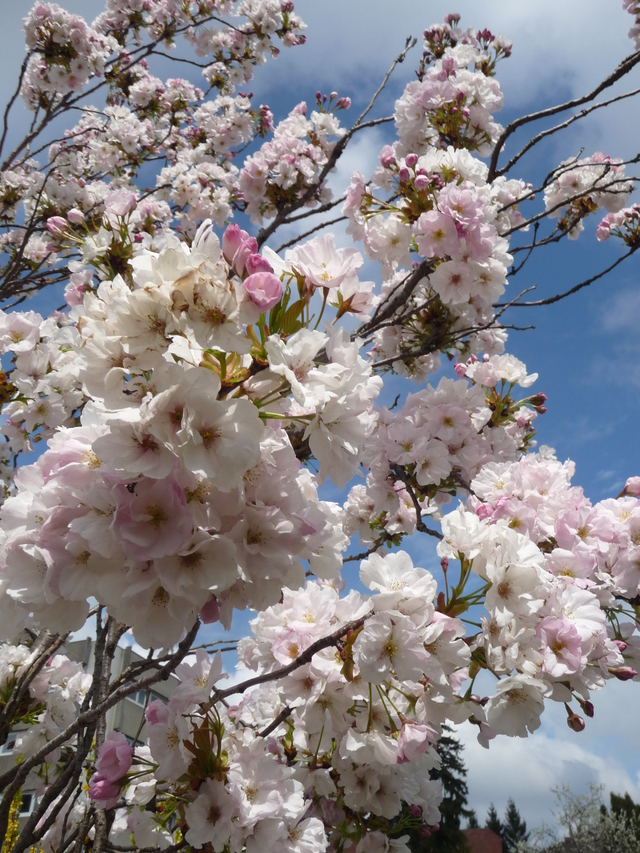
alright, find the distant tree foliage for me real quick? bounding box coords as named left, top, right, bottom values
left=516, top=786, right=640, bottom=853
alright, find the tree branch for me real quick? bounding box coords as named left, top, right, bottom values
left=488, top=49, right=640, bottom=181
left=496, top=247, right=637, bottom=307
left=213, top=616, right=370, bottom=702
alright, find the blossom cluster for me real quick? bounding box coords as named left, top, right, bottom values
left=0, top=4, right=640, bottom=853
left=0, top=642, right=91, bottom=767
left=624, top=0, right=640, bottom=47
left=543, top=153, right=633, bottom=240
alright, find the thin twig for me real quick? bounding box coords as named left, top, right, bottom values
left=496, top=248, right=637, bottom=307
left=496, top=85, right=640, bottom=177
left=488, top=48, right=640, bottom=181
left=213, top=616, right=369, bottom=702
left=258, top=705, right=293, bottom=737
left=275, top=215, right=348, bottom=253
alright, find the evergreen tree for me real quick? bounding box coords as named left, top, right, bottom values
left=410, top=726, right=472, bottom=853
left=609, top=793, right=640, bottom=845
left=502, top=799, right=529, bottom=853
left=467, top=811, right=479, bottom=829
left=486, top=804, right=504, bottom=838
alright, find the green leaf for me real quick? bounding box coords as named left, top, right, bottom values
left=280, top=299, right=306, bottom=334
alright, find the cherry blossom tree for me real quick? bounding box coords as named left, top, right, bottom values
left=1, top=3, right=640, bottom=853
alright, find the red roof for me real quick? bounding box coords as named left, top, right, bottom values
left=463, top=828, right=503, bottom=853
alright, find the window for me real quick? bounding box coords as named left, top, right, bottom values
left=0, top=732, right=17, bottom=755
left=19, top=792, right=36, bottom=816
left=125, top=685, right=166, bottom=708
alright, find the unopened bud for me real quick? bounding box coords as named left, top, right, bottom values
left=379, top=145, right=396, bottom=169
left=624, top=476, right=640, bottom=496
left=583, top=701, right=594, bottom=718
left=67, top=208, right=85, bottom=224
left=405, top=153, right=418, bottom=168
left=611, top=666, right=637, bottom=681
left=46, top=216, right=68, bottom=236
left=440, top=556, right=449, bottom=572
left=614, top=640, right=628, bottom=652
left=528, top=392, right=548, bottom=407
left=567, top=713, right=585, bottom=733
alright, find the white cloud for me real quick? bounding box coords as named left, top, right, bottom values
left=602, top=288, right=640, bottom=332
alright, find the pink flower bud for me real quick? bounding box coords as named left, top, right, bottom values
left=46, top=216, right=68, bottom=236
left=336, top=97, right=351, bottom=109
left=567, top=713, right=585, bottom=733
left=96, top=731, right=133, bottom=783
left=233, top=237, right=259, bottom=277
left=380, top=145, right=396, bottom=169
left=243, top=272, right=283, bottom=311
left=414, top=175, right=430, bottom=191
left=625, top=476, right=640, bottom=496
left=398, top=167, right=411, bottom=183
left=222, top=224, right=248, bottom=263
left=67, top=208, right=85, bottom=224
left=615, top=639, right=628, bottom=652
left=405, top=153, right=418, bottom=168
left=245, top=253, right=273, bottom=276
left=476, top=504, right=494, bottom=519
left=88, top=774, right=120, bottom=809
left=454, top=363, right=467, bottom=378
left=611, top=666, right=637, bottom=681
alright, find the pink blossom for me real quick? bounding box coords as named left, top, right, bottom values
left=112, top=476, right=194, bottom=561
left=145, top=700, right=170, bottom=726
left=397, top=723, right=437, bottom=762
left=95, top=731, right=133, bottom=782
left=104, top=190, right=137, bottom=218
left=287, top=233, right=363, bottom=289
left=243, top=271, right=283, bottom=311
left=88, top=774, right=121, bottom=809
left=536, top=617, right=583, bottom=677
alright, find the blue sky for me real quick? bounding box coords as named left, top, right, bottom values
left=2, top=0, right=640, bottom=832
